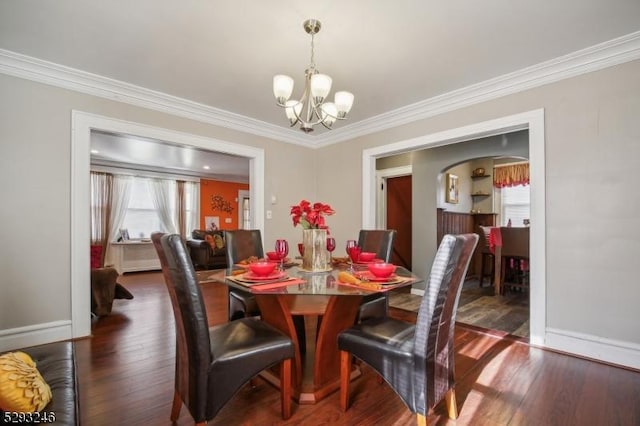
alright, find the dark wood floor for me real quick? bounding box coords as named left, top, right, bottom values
left=390, top=278, right=530, bottom=338
left=75, top=271, right=640, bottom=425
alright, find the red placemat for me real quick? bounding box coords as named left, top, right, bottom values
left=249, top=278, right=306, bottom=291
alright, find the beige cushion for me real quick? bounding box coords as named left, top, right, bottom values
left=0, top=351, right=52, bottom=412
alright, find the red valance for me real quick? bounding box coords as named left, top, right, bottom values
left=494, top=163, right=529, bottom=188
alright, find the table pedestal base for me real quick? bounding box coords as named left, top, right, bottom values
left=255, top=294, right=363, bottom=404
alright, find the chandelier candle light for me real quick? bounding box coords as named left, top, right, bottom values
left=273, top=19, right=354, bottom=133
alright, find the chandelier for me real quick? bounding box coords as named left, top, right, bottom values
left=273, top=19, right=354, bottom=133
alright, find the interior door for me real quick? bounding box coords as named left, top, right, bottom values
left=386, top=175, right=412, bottom=269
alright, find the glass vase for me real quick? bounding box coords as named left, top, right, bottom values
left=301, top=229, right=330, bottom=272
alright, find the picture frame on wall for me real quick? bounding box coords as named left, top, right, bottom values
left=445, top=173, right=459, bottom=204
left=205, top=216, right=220, bottom=231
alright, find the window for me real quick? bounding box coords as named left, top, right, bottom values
left=121, top=178, right=162, bottom=239
left=500, top=184, right=530, bottom=227
left=242, top=197, right=251, bottom=229
left=183, top=181, right=199, bottom=234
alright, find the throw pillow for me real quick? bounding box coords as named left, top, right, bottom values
left=90, top=245, right=103, bottom=269
left=204, top=234, right=216, bottom=250
left=0, top=351, right=52, bottom=412
left=213, top=234, right=225, bottom=250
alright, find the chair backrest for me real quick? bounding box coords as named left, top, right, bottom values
left=413, top=233, right=478, bottom=413
left=499, top=227, right=529, bottom=258
left=151, top=232, right=211, bottom=413
left=357, top=229, right=397, bottom=262
left=478, top=226, right=492, bottom=254
left=223, top=230, right=265, bottom=265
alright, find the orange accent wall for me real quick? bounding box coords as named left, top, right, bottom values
left=199, top=179, right=249, bottom=230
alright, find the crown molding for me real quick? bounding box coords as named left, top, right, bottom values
left=0, top=49, right=309, bottom=146
left=1, top=30, right=639, bottom=149
left=313, top=30, right=640, bottom=148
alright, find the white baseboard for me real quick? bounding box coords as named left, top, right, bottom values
left=0, top=320, right=73, bottom=352
left=394, top=290, right=640, bottom=370
left=545, top=327, right=640, bottom=370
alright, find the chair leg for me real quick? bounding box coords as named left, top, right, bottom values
left=445, top=388, right=458, bottom=419
left=170, top=390, right=182, bottom=421
left=416, top=413, right=428, bottom=426
left=340, top=350, right=352, bottom=411
left=280, top=358, right=292, bottom=420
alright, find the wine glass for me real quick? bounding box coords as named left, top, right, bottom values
left=275, top=239, right=289, bottom=271
left=326, top=237, right=336, bottom=262
left=297, top=242, right=305, bottom=258
left=345, top=239, right=357, bottom=256
left=346, top=240, right=360, bottom=273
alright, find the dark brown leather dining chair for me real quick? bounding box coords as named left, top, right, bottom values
left=224, top=230, right=264, bottom=321
left=357, top=229, right=397, bottom=321
left=224, top=230, right=307, bottom=352
left=151, top=233, right=295, bottom=425
left=338, top=233, right=478, bottom=425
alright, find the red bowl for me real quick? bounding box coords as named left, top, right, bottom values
left=248, top=262, right=277, bottom=276
left=358, top=252, right=376, bottom=262
left=367, top=262, right=396, bottom=278
left=265, top=251, right=281, bottom=261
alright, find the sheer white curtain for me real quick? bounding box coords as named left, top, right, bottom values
left=104, top=175, right=133, bottom=266
left=149, top=178, right=178, bottom=234
left=185, top=181, right=199, bottom=235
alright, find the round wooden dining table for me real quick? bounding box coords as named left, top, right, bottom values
left=224, top=264, right=420, bottom=404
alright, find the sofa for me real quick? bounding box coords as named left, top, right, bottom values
left=186, top=230, right=228, bottom=270
left=0, top=341, right=78, bottom=425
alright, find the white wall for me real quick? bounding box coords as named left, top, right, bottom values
left=437, top=162, right=474, bottom=213
left=315, top=59, right=640, bottom=367
left=0, top=73, right=316, bottom=342
left=2, top=57, right=639, bottom=369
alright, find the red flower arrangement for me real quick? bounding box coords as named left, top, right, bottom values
left=290, top=200, right=335, bottom=230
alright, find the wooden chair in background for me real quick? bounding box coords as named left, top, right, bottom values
left=478, top=226, right=495, bottom=287
left=499, top=227, right=530, bottom=294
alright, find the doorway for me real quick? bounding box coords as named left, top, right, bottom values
left=439, top=158, right=530, bottom=338
left=71, top=111, right=265, bottom=339
left=362, top=109, right=546, bottom=346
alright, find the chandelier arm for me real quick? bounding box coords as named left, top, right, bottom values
left=282, top=97, right=325, bottom=128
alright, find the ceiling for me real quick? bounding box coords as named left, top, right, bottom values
left=90, top=131, right=250, bottom=182
left=1, top=1, right=639, bottom=172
